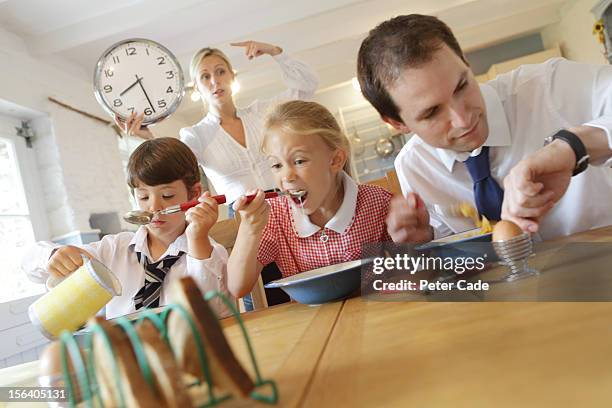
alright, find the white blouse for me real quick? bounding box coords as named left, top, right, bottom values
left=180, top=53, right=319, bottom=202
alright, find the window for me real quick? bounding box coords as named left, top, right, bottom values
left=117, top=134, right=145, bottom=211
left=0, top=137, right=44, bottom=303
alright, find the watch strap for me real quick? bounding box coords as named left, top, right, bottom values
left=551, top=130, right=590, bottom=176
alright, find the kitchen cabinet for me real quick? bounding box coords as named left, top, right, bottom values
left=476, top=44, right=562, bottom=82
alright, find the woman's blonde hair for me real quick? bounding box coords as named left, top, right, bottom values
left=189, top=47, right=234, bottom=84
left=262, top=100, right=352, bottom=176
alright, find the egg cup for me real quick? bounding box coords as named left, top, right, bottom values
left=492, top=232, right=539, bottom=282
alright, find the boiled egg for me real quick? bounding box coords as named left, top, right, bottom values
left=492, top=220, right=524, bottom=242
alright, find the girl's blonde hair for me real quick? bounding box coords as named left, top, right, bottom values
left=262, top=100, right=352, bottom=176
left=189, top=47, right=234, bottom=84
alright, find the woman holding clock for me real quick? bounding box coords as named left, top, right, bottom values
left=118, top=40, right=319, bottom=204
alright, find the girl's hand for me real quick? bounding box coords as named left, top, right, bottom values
left=230, top=41, right=283, bottom=60
left=233, top=189, right=269, bottom=232
left=114, top=112, right=154, bottom=139
left=185, top=192, right=219, bottom=240
left=47, top=246, right=93, bottom=281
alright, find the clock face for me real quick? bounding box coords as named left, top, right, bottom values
left=93, top=39, right=185, bottom=125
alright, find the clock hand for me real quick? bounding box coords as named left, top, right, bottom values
left=119, top=76, right=142, bottom=96
left=137, top=75, right=156, bottom=113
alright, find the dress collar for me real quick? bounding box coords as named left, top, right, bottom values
left=435, top=83, right=512, bottom=172
left=291, top=171, right=358, bottom=238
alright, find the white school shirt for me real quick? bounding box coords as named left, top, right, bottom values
left=22, top=227, right=231, bottom=319
left=394, top=58, right=612, bottom=241
left=180, top=53, right=319, bottom=202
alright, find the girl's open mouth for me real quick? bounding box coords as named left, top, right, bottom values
left=289, top=190, right=307, bottom=207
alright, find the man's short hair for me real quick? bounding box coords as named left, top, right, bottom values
left=127, top=137, right=200, bottom=190
left=357, top=14, right=466, bottom=123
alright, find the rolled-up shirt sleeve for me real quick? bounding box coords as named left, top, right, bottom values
left=21, top=239, right=108, bottom=289
left=21, top=241, right=60, bottom=284
left=254, top=53, right=319, bottom=113
left=549, top=58, right=612, bottom=167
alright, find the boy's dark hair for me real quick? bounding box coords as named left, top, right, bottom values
left=127, top=137, right=199, bottom=190
left=357, top=14, right=466, bottom=123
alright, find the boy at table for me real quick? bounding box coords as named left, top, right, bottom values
left=22, top=138, right=231, bottom=318
left=357, top=14, right=612, bottom=242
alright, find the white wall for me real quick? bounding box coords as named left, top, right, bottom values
left=0, top=26, right=193, bottom=238
left=542, top=0, right=607, bottom=64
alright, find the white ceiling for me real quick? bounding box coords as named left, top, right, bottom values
left=0, top=0, right=567, bottom=123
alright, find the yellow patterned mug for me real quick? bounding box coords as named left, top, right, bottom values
left=28, top=258, right=122, bottom=339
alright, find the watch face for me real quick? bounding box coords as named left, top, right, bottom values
left=93, top=39, right=184, bottom=126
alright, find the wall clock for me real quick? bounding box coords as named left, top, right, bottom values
left=94, top=38, right=184, bottom=126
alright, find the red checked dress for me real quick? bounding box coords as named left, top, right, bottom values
left=257, top=184, right=393, bottom=277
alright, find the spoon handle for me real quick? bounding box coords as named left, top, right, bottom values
left=177, top=191, right=281, bottom=213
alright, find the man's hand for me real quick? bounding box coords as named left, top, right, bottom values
left=502, top=139, right=575, bottom=232
left=386, top=192, right=433, bottom=244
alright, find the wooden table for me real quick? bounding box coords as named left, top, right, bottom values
left=1, top=227, right=611, bottom=407
left=298, top=226, right=612, bottom=407
left=219, top=302, right=342, bottom=407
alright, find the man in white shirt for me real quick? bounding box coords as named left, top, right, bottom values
left=356, top=14, right=612, bottom=242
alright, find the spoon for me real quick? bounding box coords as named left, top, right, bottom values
left=123, top=190, right=306, bottom=225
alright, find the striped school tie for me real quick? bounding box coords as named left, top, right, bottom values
left=133, top=251, right=184, bottom=310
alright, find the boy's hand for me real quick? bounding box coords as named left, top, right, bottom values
left=233, top=189, right=269, bottom=233
left=185, top=191, right=219, bottom=240
left=47, top=246, right=93, bottom=281
left=386, top=192, right=433, bottom=244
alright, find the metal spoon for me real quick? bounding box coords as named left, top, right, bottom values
left=123, top=190, right=306, bottom=225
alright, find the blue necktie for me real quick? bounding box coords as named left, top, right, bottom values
left=134, top=251, right=184, bottom=310
left=464, top=146, right=504, bottom=221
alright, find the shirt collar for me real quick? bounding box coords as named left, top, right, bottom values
left=435, top=83, right=512, bottom=172
left=128, top=226, right=189, bottom=259
left=291, top=171, right=358, bottom=238
left=203, top=108, right=245, bottom=125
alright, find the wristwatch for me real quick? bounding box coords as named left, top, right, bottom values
left=544, top=129, right=590, bottom=176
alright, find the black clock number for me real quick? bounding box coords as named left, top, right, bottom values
left=144, top=107, right=153, bottom=116
left=112, top=55, right=120, bottom=64
left=103, top=85, right=112, bottom=93
left=157, top=100, right=167, bottom=109
left=157, top=56, right=166, bottom=65
left=104, top=69, right=114, bottom=78
left=125, top=47, right=136, bottom=56
left=128, top=107, right=135, bottom=115
left=113, top=99, right=123, bottom=107
left=166, top=71, right=174, bottom=79
left=166, top=86, right=174, bottom=94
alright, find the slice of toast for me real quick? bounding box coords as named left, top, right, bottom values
left=167, top=277, right=254, bottom=397
left=90, top=316, right=158, bottom=407
left=135, top=319, right=193, bottom=408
